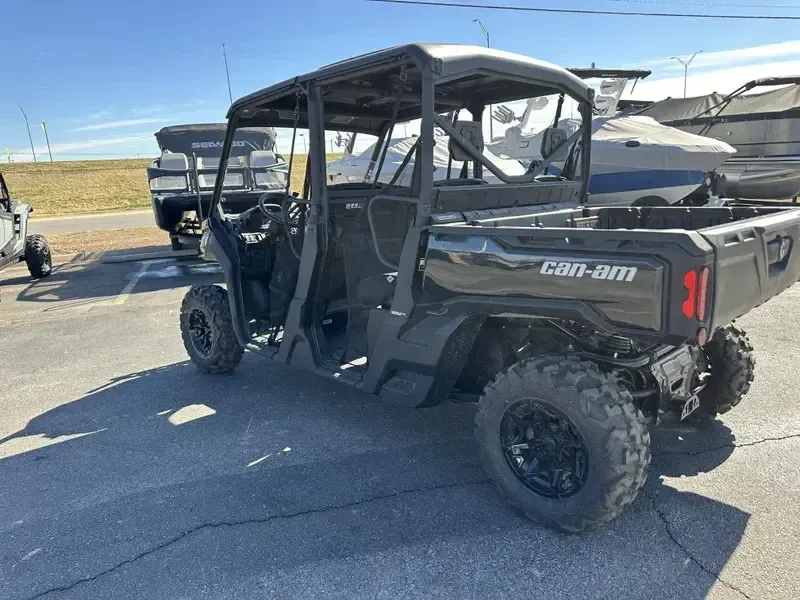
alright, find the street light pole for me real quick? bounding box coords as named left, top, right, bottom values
left=222, top=43, right=233, bottom=104
left=18, top=105, right=36, bottom=163
left=670, top=50, right=703, bottom=98
left=473, top=18, right=493, bottom=142
left=41, top=120, right=53, bottom=163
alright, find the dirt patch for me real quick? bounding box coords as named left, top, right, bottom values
left=47, top=227, right=171, bottom=255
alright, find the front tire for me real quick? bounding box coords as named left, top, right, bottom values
left=180, top=285, right=244, bottom=374
left=24, top=234, right=52, bottom=279
left=697, top=323, right=755, bottom=417
left=475, top=355, right=650, bottom=532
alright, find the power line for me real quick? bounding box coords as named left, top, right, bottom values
left=367, top=0, right=800, bottom=19
left=611, top=0, right=800, bottom=8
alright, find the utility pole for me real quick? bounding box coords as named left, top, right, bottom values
left=41, top=120, right=53, bottom=163
left=222, top=43, right=233, bottom=104
left=473, top=19, right=493, bottom=141
left=18, top=105, right=36, bottom=163
left=671, top=50, right=703, bottom=98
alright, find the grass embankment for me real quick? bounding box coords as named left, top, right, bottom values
left=2, top=159, right=153, bottom=217
left=2, top=155, right=335, bottom=218
left=3, top=155, right=338, bottom=254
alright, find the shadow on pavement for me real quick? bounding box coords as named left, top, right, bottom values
left=0, top=360, right=750, bottom=599
left=0, top=258, right=223, bottom=307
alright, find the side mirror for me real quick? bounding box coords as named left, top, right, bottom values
left=540, top=127, right=568, bottom=160
left=529, top=96, right=550, bottom=111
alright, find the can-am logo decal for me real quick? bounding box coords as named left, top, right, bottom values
left=191, top=141, right=246, bottom=149
left=540, top=261, right=637, bottom=282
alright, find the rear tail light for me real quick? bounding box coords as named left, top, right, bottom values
left=696, top=267, right=709, bottom=320
left=682, top=270, right=696, bottom=319
left=682, top=267, right=710, bottom=321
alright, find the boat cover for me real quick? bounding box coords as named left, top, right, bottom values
left=155, top=124, right=277, bottom=157
left=491, top=116, right=735, bottom=173
left=635, top=84, right=800, bottom=124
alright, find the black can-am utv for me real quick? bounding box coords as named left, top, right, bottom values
left=0, top=169, right=52, bottom=279
left=179, top=44, right=800, bottom=531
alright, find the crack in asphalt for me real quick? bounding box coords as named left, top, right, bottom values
left=653, top=433, right=800, bottom=457
left=644, top=492, right=753, bottom=600
left=25, top=433, right=800, bottom=598
left=27, top=478, right=491, bottom=600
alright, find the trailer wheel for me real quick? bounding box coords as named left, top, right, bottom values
left=180, top=285, right=244, bottom=374
left=697, top=323, right=755, bottom=417
left=24, top=235, right=52, bottom=279
left=475, top=355, right=650, bottom=532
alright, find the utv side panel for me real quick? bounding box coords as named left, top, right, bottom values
left=424, top=206, right=800, bottom=345
left=424, top=235, right=666, bottom=331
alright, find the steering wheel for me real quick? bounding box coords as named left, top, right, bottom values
left=257, top=192, right=288, bottom=224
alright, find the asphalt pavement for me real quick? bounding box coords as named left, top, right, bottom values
left=0, top=258, right=798, bottom=599
left=28, top=210, right=154, bottom=235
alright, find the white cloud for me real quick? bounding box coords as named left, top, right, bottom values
left=130, top=105, right=168, bottom=116
left=646, top=40, right=800, bottom=72
left=625, top=59, right=800, bottom=100
left=69, top=118, right=166, bottom=132
left=12, top=134, right=154, bottom=159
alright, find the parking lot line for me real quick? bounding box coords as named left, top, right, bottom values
left=113, top=262, right=151, bottom=305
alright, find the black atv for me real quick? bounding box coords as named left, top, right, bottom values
left=0, top=169, right=52, bottom=279
left=179, top=44, right=796, bottom=531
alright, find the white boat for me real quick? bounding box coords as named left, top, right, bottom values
left=488, top=115, right=737, bottom=205
left=327, top=135, right=526, bottom=186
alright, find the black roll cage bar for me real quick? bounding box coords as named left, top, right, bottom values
left=209, top=73, right=593, bottom=227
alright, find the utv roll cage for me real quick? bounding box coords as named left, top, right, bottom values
left=206, top=43, right=594, bottom=390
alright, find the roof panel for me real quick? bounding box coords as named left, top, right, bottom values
left=227, top=43, right=592, bottom=118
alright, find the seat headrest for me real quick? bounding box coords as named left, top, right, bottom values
left=160, top=152, right=188, bottom=171
left=250, top=150, right=278, bottom=168
left=196, top=156, right=220, bottom=170
left=448, top=120, right=484, bottom=162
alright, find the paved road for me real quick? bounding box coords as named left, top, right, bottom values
left=28, top=210, right=154, bottom=235
left=0, top=259, right=798, bottom=599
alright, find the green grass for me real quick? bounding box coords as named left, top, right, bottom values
left=2, top=154, right=342, bottom=218
left=2, top=159, right=153, bottom=217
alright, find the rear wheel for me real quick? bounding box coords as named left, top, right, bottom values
left=475, top=355, right=650, bottom=532
left=180, top=285, right=244, bottom=373
left=24, top=234, right=52, bottom=279
left=697, top=323, right=755, bottom=417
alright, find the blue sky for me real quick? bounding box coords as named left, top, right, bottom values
left=3, top=0, right=800, bottom=161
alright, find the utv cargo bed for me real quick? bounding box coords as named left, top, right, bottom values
left=424, top=205, right=800, bottom=345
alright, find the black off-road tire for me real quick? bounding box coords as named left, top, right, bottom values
left=475, top=355, right=650, bottom=532
left=24, top=234, right=52, bottom=279
left=170, top=237, right=183, bottom=251
left=698, top=323, right=755, bottom=417
left=180, top=285, right=244, bottom=374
